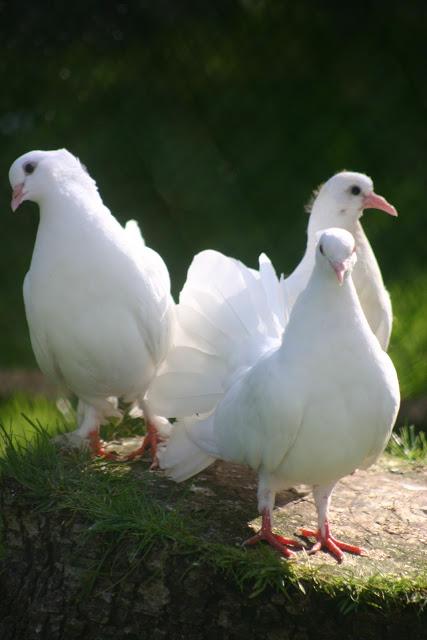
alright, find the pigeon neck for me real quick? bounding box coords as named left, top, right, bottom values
left=307, top=202, right=360, bottom=242
left=280, top=263, right=364, bottom=357
left=38, top=181, right=104, bottom=222
left=351, top=220, right=374, bottom=256
left=310, top=260, right=355, bottom=292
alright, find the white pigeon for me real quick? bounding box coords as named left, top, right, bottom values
left=286, top=171, right=397, bottom=350
left=147, top=171, right=397, bottom=419
left=9, top=148, right=174, bottom=459
left=158, top=228, right=400, bottom=561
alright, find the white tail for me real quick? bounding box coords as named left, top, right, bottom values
left=148, top=249, right=287, bottom=418
left=157, top=416, right=216, bottom=482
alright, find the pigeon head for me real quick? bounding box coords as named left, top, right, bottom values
left=316, top=228, right=357, bottom=285
left=9, top=149, right=97, bottom=212
left=308, top=171, right=397, bottom=233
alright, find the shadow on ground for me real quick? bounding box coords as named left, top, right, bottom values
left=126, top=451, right=427, bottom=576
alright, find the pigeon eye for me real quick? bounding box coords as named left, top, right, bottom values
left=319, top=244, right=324, bottom=255
left=350, top=185, right=361, bottom=196
left=23, top=162, right=36, bottom=175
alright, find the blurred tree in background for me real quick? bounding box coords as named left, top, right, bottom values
left=0, top=1, right=426, bottom=397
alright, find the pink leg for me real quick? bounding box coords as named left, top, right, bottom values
left=100, top=422, right=160, bottom=466
left=244, top=509, right=303, bottom=558
left=88, top=429, right=106, bottom=457
left=299, top=520, right=367, bottom=563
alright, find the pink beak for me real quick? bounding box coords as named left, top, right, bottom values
left=11, top=183, right=26, bottom=212
left=363, top=192, right=398, bottom=217
left=332, top=261, right=346, bottom=285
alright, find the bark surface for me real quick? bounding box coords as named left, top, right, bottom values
left=0, top=456, right=426, bottom=640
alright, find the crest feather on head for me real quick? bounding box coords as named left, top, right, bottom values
left=304, top=169, right=348, bottom=214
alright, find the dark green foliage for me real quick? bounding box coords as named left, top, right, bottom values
left=1, top=3, right=427, bottom=392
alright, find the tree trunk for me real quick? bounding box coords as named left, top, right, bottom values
left=0, top=478, right=425, bottom=640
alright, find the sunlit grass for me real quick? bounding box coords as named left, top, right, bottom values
left=389, top=274, right=427, bottom=399
left=386, top=424, right=427, bottom=462
left=0, top=393, right=71, bottom=453
left=0, top=393, right=148, bottom=456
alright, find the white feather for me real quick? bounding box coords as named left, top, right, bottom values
left=147, top=249, right=285, bottom=417
left=149, top=172, right=396, bottom=421
left=285, top=171, right=396, bottom=350
left=159, top=229, right=400, bottom=557
left=157, top=415, right=216, bottom=482
left=10, top=148, right=174, bottom=443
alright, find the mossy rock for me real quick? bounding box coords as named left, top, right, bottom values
left=0, top=431, right=425, bottom=639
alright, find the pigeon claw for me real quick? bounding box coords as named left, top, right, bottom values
left=115, top=423, right=159, bottom=466
left=299, top=522, right=367, bottom=563
left=92, top=423, right=160, bottom=465
left=243, top=509, right=303, bottom=559
left=88, top=430, right=106, bottom=457
left=243, top=530, right=300, bottom=558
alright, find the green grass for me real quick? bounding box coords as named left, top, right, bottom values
left=386, top=424, right=427, bottom=462
left=389, top=274, right=427, bottom=400
left=0, top=396, right=426, bottom=615
left=0, top=393, right=71, bottom=453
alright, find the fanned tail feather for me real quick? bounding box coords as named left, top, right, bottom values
left=148, top=249, right=287, bottom=418
left=125, top=219, right=146, bottom=247
left=157, top=416, right=216, bottom=482
left=149, top=346, right=226, bottom=416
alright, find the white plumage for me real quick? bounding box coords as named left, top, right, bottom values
left=148, top=249, right=287, bottom=418
left=158, top=228, right=400, bottom=561
left=148, top=171, right=397, bottom=419
left=9, top=148, right=174, bottom=455
left=286, top=171, right=397, bottom=350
